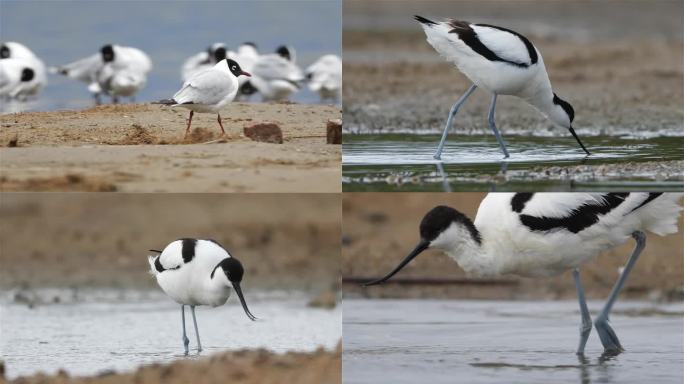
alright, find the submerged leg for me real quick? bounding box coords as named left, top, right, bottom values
left=573, top=268, right=592, bottom=355
left=181, top=305, right=189, bottom=355
left=184, top=110, right=194, bottom=138
left=569, top=127, right=591, bottom=156
left=190, top=305, right=202, bottom=353
left=487, top=94, right=510, bottom=158
left=434, top=84, right=477, bottom=160
left=594, top=231, right=646, bottom=353
left=217, top=113, right=226, bottom=135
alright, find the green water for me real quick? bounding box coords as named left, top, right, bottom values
left=342, top=134, right=684, bottom=192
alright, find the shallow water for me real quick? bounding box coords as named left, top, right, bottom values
left=1, top=1, right=342, bottom=112
left=342, top=134, right=684, bottom=191
left=343, top=299, right=684, bottom=384
left=1, top=289, right=341, bottom=379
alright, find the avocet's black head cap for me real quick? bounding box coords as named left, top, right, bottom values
left=275, top=45, right=291, bottom=61
left=553, top=93, right=574, bottom=123
left=364, top=205, right=479, bottom=287
left=226, top=58, right=251, bottom=78
left=0, top=44, right=10, bottom=59
left=213, top=46, right=227, bottom=62
left=214, top=257, right=257, bottom=321
left=219, top=257, right=244, bottom=283
left=100, top=44, right=115, bottom=62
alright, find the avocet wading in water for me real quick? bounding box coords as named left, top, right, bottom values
left=148, top=238, right=257, bottom=355
left=364, top=193, right=682, bottom=355
left=414, top=16, right=590, bottom=160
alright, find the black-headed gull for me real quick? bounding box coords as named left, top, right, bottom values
left=156, top=59, right=251, bottom=137
left=305, top=54, right=341, bottom=103
left=414, top=16, right=590, bottom=159
left=96, top=44, right=152, bottom=103
left=250, top=46, right=304, bottom=102
left=0, top=42, right=47, bottom=101
left=53, top=44, right=152, bottom=104
left=229, top=42, right=259, bottom=100
left=181, top=43, right=230, bottom=82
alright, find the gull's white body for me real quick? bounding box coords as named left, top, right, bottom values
left=171, top=59, right=239, bottom=113
left=435, top=193, right=683, bottom=278
left=0, top=42, right=47, bottom=100
left=51, top=53, right=103, bottom=94
left=148, top=239, right=232, bottom=307
left=96, top=45, right=152, bottom=98
left=305, top=54, right=342, bottom=102
left=250, top=53, right=304, bottom=101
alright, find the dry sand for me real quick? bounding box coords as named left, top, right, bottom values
left=0, top=194, right=340, bottom=292
left=5, top=344, right=341, bottom=384
left=342, top=193, right=684, bottom=300
left=0, top=103, right=341, bottom=192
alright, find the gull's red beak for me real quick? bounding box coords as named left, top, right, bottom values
left=241, top=71, right=251, bottom=77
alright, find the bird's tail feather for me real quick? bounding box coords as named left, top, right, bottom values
left=147, top=255, right=158, bottom=276
left=414, top=15, right=437, bottom=26
left=152, top=99, right=176, bottom=106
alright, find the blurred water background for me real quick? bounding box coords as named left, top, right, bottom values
left=0, top=0, right=341, bottom=111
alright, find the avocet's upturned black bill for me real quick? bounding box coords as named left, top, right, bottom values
left=364, top=193, right=683, bottom=355
left=148, top=238, right=257, bottom=355
left=414, top=16, right=590, bottom=159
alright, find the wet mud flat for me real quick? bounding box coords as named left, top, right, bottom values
left=0, top=103, right=341, bottom=192
left=1, top=290, right=341, bottom=381
left=343, top=299, right=684, bottom=384
left=342, top=135, right=684, bottom=191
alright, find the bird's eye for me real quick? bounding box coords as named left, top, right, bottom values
left=232, top=66, right=236, bottom=70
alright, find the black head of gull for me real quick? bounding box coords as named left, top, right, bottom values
left=0, top=44, right=9, bottom=59
left=275, top=45, right=292, bottom=61
left=20, top=68, right=35, bottom=82
left=100, top=44, right=115, bottom=63
left=226, top=59, right=251, bottom=78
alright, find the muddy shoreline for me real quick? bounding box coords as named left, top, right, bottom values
left=6, top=344, right=341, bottom=384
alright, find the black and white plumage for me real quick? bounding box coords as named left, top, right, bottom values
left=414, top=16, right=589, bottom=159
left=249, top=45, right=304, bottom=102
left=181, top=43, right=230, bottom=82
left=53, top=44, right=152, bottom=104
left=365, top=193, right=683, bottom=354
left=148, top=238, right=257, bottom=355
left=305, top=54, right=342, bottom=103
left=155, top=58, right=250, bottom=137
left=230, top=42, right=260, bottom=100
left=0, top=42, right=47, bottom=101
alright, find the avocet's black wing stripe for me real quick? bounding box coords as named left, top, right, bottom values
left=511, top=193, right=534, bottom=213
left=627, top=193, right=663, bottom=214
left=154, top=255, right=180, bottom=273
left=447, top=20, right=530, bottom=68
left=474, top=23, right=538, bottom=65
left=180, top=238, right=197, bottom=263
left=520, top=193, right=629, bottom=233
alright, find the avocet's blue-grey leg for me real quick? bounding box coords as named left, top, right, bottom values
left=181, top=305, right=189, bottom=355
left=434, top=84, right=477, bottom=160
left=435, top=163, right=451, bottom=192
left=573, top=268, right=592, bottom=355
left=594, top=231, right=646, bottom=353
left=487, top=94, right=510, bottom=158
left=190, top=305, right=202, bottom=353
